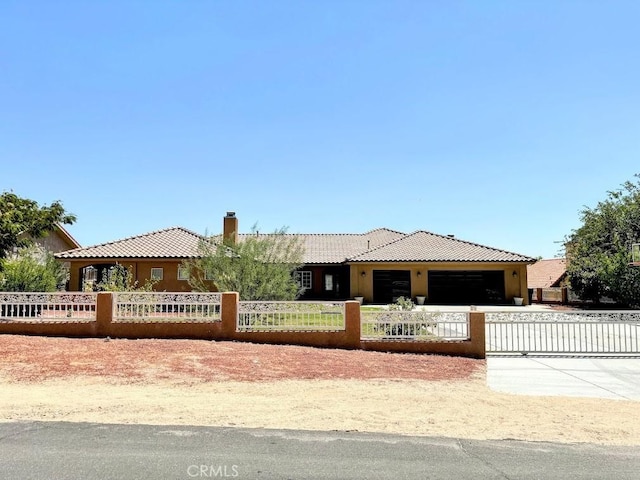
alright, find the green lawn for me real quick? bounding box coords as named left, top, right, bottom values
left=237, top=311, right=345, bottom=330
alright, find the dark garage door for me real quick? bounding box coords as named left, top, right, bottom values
left=373, top=270, right=411, bottom=304
left=428, top=270, right=505, bottom=305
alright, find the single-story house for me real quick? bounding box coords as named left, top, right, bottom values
left=55, top=212, right=535, bottom=304
left=55, top=226, right=205, bottom=292
left=526, top=258, right=567, bottom=289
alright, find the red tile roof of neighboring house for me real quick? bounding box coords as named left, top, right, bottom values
left=527, top=258, right=567, bottom=288
left=349, top=231, right=534, bottom=263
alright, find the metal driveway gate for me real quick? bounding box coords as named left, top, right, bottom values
left=486, top=311, right=640, bottom=355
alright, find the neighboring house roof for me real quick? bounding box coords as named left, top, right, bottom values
left=527, top=258, right=567, bottom=288
left=55, top=227, right=205, bottom=259
left=56, top=225, right=534, bottom=265
left=17, top=223, right=81, bottom=254
left=54, top=224, right=81, bottom=250
left=349, top=231, right=534, bottom=263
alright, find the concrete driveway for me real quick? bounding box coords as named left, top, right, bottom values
left=415, top=304, right=640, bottom=400
left=487, top=356, right=640, bottom=400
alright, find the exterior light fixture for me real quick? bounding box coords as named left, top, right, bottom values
left=512, top=270, right=518, bottom=278
left=416, top=271, right=422, bottom=277
left=361, top=271, right=366, bottom=277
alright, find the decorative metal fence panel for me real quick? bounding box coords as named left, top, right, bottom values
left=0, top=292, right=97, bottom=322
left=237, top=302, right=345, bottom=331
left=113, top=292, right=222, bottom=322
left=361, top=311, right=469, bottom=341
left=486, top=311, right=640, bottom=354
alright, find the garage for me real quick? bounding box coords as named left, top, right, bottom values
left=373, top=270, right=411, bottom=304
left=428, top=270, right=505, bottom=304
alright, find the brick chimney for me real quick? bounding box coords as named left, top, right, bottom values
left=223, top=212, right=238, bottom=244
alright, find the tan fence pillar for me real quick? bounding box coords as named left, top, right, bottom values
left=468, top=311, right=486, bottom=359
left=344, top=300, right=361, bottom=349
left=96, top=292, right=113, bottom=337
left=221, top=292, right=239, bottom=339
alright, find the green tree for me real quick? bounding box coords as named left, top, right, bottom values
left=0, top=246, right=69, bottom=291
left=183, top=226, right=305, bottom=300
left=0, top=192, right=76, bottom=262
left=565, top=175, right=640, bottom=307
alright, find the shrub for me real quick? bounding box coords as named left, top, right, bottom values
left=388, top=296, right=414, bottom=311
left=95, top=264, right=156, bottom=292
left=0, top=246, right=68, bottom=292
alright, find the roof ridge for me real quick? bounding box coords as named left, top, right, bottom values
left=348, top=232, right=412, bottom=260
left=59, top=226, right=204, bottom=253
left=236, top=229, right=406, bottom=237
left=347, top=230, right=535, bottom=262
left=364, top=227, right=405, bottom=235
left=172, top=226, right=208, bottom=239
left=237, top=232, right=381, bottom=237
left=411, top=230, right=537, bottom=261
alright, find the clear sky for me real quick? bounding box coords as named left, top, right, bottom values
left=2, top=1, right=639, bottom=259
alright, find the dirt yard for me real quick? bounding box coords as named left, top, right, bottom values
left=0, top=335, right=638, bottom=445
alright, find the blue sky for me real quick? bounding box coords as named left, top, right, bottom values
left=2, top=1, right=639, bottom=259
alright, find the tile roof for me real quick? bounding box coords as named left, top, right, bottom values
left=54, top=225, right=534, bottom=265
left=238, top=229, right=405, bottom=264
left=527, top=258, right=567, bottom=288
left=55, top=227, right=205, bottom=259
left=348, top=231, right=535, bottom=263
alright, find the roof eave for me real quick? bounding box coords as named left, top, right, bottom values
left=348, top=258, right=535, bottom=263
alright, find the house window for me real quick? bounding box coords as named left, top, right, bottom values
left=295, top=270, right=312, bottom=290
left=83, top=266, right=97, bottom=283
left=150, top=268, right=164, bottom=281
left=178, top=267, right=189, bottom=281
left=82, top=266, right=98, bottom=290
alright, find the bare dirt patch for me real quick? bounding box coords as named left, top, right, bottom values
left=0, top=335, right=480, bottom=383
left=1, top=335, right=638, bottom=446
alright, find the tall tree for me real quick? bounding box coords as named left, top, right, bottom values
left=565, top=175, right=640, bottom=307
left=0, top=192, right=76, bottom=261
left=183, top=226, right=304, bottom=300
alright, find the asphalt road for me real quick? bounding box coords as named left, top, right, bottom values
left=0, top=422, right=639, bottom=479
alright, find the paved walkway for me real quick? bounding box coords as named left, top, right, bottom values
left=414, top=304, right=557, bottom=312
left=487, top=356, right=640, bottom=400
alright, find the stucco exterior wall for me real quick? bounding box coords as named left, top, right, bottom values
left=66, top=258, right=528, bottom=306
left=22, top=227, right=79, bottom=254
left=67, top=259, right=215, bottom=292
left=349, top=262, right=529, bottom=305
left=35, top=233, right=73, bottom=253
